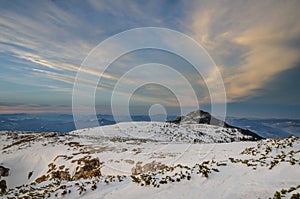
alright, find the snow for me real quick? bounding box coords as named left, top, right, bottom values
left=69, top=122, right=254, bottom=143
left=0, top=123, right=299, bottom=198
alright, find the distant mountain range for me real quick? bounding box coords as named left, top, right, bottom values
left=226, top=117, right=300, bottom=138
left=0, top=113, right=177, bottom=133
left=0, top=112, right=299, bottom=138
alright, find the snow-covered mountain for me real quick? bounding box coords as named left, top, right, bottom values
left=0, top=111, right=298, bottom=198
left=170, top=110, right=262, bottom=140
left=1, top=113, right=298, bottom=139
left=70, top=121, right=259, bottom=143
left=226, top=117, right=300, bottom=138
left=171, top=110, right=226, bottom=125
left=0, top=130, right=299, bottom=198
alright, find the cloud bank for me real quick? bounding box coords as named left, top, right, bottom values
left=0, top=0, right=300, bottom=116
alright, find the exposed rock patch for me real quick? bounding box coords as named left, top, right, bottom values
left=0, top=180, right=7, bottom=193
left=0, top=166, right=9, bottom=177
left=132, top=161, right=167, bottom=175
left=73, top=157, right=102, bottom=180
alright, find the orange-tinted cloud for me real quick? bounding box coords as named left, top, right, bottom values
left=189, top=0, right=300, bottom=101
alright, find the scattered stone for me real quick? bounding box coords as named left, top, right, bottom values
left=35, top=175, right=49, bottom=183
left=124, top=159, right=135, bottom=165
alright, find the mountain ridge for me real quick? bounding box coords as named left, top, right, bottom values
left=169, top=110, right=263, bottom=140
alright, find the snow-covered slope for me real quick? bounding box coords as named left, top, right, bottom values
left=69, top=121, right=258, bottom=143
left=0, top=126, right=299, bottom=198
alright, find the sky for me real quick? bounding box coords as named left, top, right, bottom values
left=0, top=0, right=300, bottom=119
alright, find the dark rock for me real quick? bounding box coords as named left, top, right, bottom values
left=0, top=166, right=9, bottom=177
left=28, top=171, right=33, bottom=179
left=0, top=180, right=7, bottom=193
left=51, top=170, right=71, bottom=181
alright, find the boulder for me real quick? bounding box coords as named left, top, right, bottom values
left=0, top=180, right=7, bottom=193
left=0, top=166, right=9, bottom=177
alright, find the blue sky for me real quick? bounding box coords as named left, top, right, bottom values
left=0, top=0, right=300, bottom=118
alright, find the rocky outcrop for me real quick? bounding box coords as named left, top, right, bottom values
left=131, top=161, right=167, bottom=175
left=73, top=157, right=102, bottom=180
left=171, top=110, right=225, bottom=126
left=0, top=166, right=9, bottom=177
left=52, top=170, right=71, bottom=181
left=0, top=180, right=7, bottom=193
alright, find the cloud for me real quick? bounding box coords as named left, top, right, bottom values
left=188, top=0, right=300, bottom=101
left=0, top=0, right=173, bottom=92
left=0, top=103, right=72, bottom=114
left=0, top=1, right=126, bottom=95
left=248, top=64, right=300, bottom=105
left=1, top=0, right=299, bottom=115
